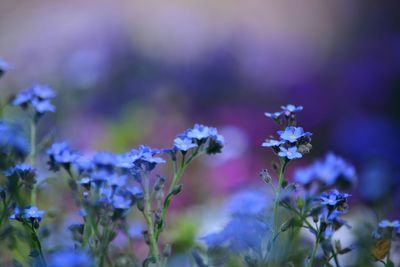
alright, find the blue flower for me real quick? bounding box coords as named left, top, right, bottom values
left=378, top=220, right=400, bottom=229
left=294, top=153, right=357, bottom=186
left=47, top=142, right=79, bottom=171
left=9, top=207, right=22, bottom=220
left=281, top=104, right=303, bottom=115
left=0, top=121, right=29, bottom=158
left=12, top=84, right=56, bottom=114
left=107, top=174, right=127, bottom=188
left=31, top=98, right=55, bottom=113
left=23, top=206, right=45, bottom=220
left=264, top=111, right=282, bottom=119
left=187, top=124, right=211, bottom=140
left=92, top=151, right=117, bottom=169
left=48, top=250, right=93, bottom=267
left=112, top=195, right=132, bottom=209
left=4, top=163, right=36, bottom=188
left=278, top=146, right=302, bottom=160
left=174, top=137, right=198, bottom=151
left=279, top=126, right=308, bottom=143
left=262, top=139, right=284, bottom=147
left=320, top=189, right=350, bottom=208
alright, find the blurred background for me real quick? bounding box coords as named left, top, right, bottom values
left=0, top=0, right=399, bottom=233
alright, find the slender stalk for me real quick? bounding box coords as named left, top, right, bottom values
left=142, top=172, right=161, bottom=267
left=30, top=120, right=37, bottom=205
left=272, top=159, right=287, bottom=235
left=155, top=149, right=199, bottom=239
left=330, top=247, right=341, bottom=267
left=308, top=231, right=320, bottom=267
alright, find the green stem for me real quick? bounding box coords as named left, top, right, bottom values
left=30, top=120, right=37, bottom=205
left=332, top=247, right=340, bottom=267
left=272, top=159, right=287, bottom=235
left=155, top=149, right=199, bottom=239
left=308, top=231, right=320, bottom=267
left=142, top=172, right=162, bottom=267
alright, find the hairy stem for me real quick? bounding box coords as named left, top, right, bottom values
left=30, top=120, right=37, bottom=205
left=143, top=172, right=161, bottom=267
left=272, top=159, right=287, bottom=235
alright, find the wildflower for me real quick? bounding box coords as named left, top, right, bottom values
left=262, top=139, right=283, bottom=147
left=47, top=142, right=79, bottom=171
left=278, top=146, right=302, bottom=160
left=107, top=174, right=127, bottom=188
left=378, top=220, right=400, bottom=229
left=0, top=121, right=29, bottom=159
left=47, top=250, right=93, bottom=267
left=23, top=206, right=45, bottom=220
left=112, top=195, right=132, bottom=210
left=187, top=124, right=211, bottom=140
left=9, top=207, right=22, bottom=220
left=294, top=153, right=356, bottom=187
left=12, top=84, right=56, bottom=114
left=264, top=111, right=282, bottom=119
left=320, top=189, right=350, bottom=210
left=93, top=151, right=117, bottom=170
left=281, top=104, right=303, bottom=115
left=4, top=163, right=36, bottom=188
left=174, top=137, right=198, bottom=151
left=279, top=126, right=308, bottom=143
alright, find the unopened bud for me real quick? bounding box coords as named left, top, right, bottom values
left=259, top=169, right=271, bottom=184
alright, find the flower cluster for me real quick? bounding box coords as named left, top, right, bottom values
left=4, top=163, right=36, bottom=189
left=10, top=205, right=45, bottom=228
left=294, top=153, right=357, bottom=188
left=12, top=84, right=56, bottom=116
left=263, top=105, right=312, bottom=160
left=0, top=121, right=29, bottom=159
left=318, top=189, right=351, bottom=238
left=173, top=124, right=225, bottom=155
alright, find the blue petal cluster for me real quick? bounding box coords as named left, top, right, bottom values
left=263, top=105, right=312, bottom=160
left=47, top=142, right=79, bottom=171
left=294, top=153, right=357, bottom=187
left=174, top=124, right=225, bottom=154
left=0, top=121, right=29, bottom=158
left=12, top=84, right=56, bottom=114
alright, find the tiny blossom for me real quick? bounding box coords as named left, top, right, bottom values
left=281, top=104, right=303, bottom=115
left=4, top=163, right=36, bottom=188
left=0, top=121, right=29, bottom=158
left=264, top=111, right=282, bottom=119
left=278, top=146, right=302, bottom=160
left=48, top=250, right=93, bottom=267
left=294, top=153, right=357, bottom=186
left=9, top=207, right=22, bottom=220
left=279, top=126, right=308, bottom=143
left=187, top=124, right=211, bottom=140
left=174, top=137, right=198, bottom=151
left=23, top=206, right=45, bottom=220
left=107, top=174, right=127, bottom=188
left=112, top=195, right=132, bottom=209
left=47, top=142, right=79, bottom=171
left=93, top=151, right=117, bottom=169
left=320, top=189, right=350, bottom=207
left=12, top=84, right=56, bottom=114
left=262, top=139, right=284, bottom=147
left=378, top=220, right=400, bottom=229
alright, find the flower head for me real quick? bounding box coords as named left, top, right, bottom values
left=174, top=137, right=198, bottom=151
left=294, top=153, right=357, bottom=187
left=23, top=206, right=45, bottom=220
left=278, top=146, right=302, bottom=160
left=4, top=163, right=36, bottom=188
left=320, top=189, right=350, bottom=210
left=379, top=220, right=400, bottom=229
left=262, top=139, right=284, bottom=148
left=47, top=142, right=79, bottom=171
left=12, top=85, right=56, bottom=114
left=279, top=126, right=308, bottom=143
left=0, top=121, right=29, bottom=159
left=281, top=104, right=303, bottom=115
left=48, top=250, right=93, bottom=267
left=264, top=111, right=282, bottom=119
